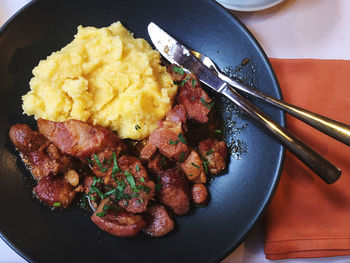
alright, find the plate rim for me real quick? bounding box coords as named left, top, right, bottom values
left=217, top=0, right=285, bottom=12
left=0, top=0, right=286, bottom=262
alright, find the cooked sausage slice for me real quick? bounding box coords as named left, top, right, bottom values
left=33, top=175, right=76, bottom=208
left=143, top=204, right=174, bottom=237
left=191, top=183, right=208, bottom=205
left=157, top=168, right=190, bottom=215
left=91, top=199, right=145, bottom=237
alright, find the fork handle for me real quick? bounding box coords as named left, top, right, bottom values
left=221, top=85, right=341, bottom=184
left=219, top=73, right=350, bottom=146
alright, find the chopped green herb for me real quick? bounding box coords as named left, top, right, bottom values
left=191, top=79, right=197, bottom=87
left=202, top=158, right=210, bottom=175
left=180, top=76, right=191, bottom=86
left=115, top=206, right=121, bottom=216
left=179, top=152, right=185, bottom=163
left=213, top=129, right=222, bottom=134
left=111, top=152, right=121, bottom=182
left=87, top=158, right=94, bottom=166
left=135, top=124, right=141, bottom=130
left=200, top=98, right=214, bottom=109
left=169, top=139, right=179, bottom=145
left=173, top=81, right=180, bottom=85
left=140, top=177, right=145, bottom=183
left=96, top=211, right=107, bottom=218
left=172, top=66, right=184, bottom=75
left=139, top=197, right=144, bottom=203
left=191, top=97, right=195, bottom=100
left=206, top=149, right=214, bottom=155
left=131, top=192, right=140, bottom=197
left=136, top=164, right=140, bottom=172
left=124, top=200, right=129, bottom=207
left=191, top=162, right=200, bottom=169
left=177, top=133, right=187, bottom=144
left=103, top=204, right=111, bottom=212
left=92, top=176, right=103, bottom=186
left=89, top=185, right=104, bottom=200
left=104, top=188, right=117, bottom=197
left=188, top=174, right=193, bottom=177
left=137, top=184, right=151, bottom=194
left=125, top=171, right=139, bottom=192
left=93, top=154, right=108, bottom=172
left=53, top=202, right=61, bottom=207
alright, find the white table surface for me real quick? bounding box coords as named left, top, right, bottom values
left=1, top=0, right=349, bottom=262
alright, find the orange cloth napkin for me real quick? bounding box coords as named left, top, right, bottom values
left=263, top=59, right=350, bottom=260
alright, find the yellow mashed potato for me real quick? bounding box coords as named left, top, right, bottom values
left=22, top=22, right=177, bottom=140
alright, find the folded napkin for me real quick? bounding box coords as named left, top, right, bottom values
left=263, top=59, right=350, bottom=260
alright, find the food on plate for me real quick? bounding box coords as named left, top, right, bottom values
left=22, top=22, right=177, bottom=140
left=10, top=23, right=229, bottom=238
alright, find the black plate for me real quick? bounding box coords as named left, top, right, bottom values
left=0, top=0, right=285, bottom=262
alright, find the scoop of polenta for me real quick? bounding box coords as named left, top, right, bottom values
left=22, top=22, right=177, bottom=140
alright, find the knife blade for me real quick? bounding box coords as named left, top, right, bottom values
left=147, top=22, right=341, bottom=184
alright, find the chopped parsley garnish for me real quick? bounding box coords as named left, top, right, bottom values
left=53, top=202, right=61, bottom=207
left=169, top=139, right=179, bottom=145
left=173, top=81, right=180, bottom=85
left=92, top=176, right=103, bottom=186
left=103, top=204, right=112, bottom=212
left=177, top=133, right=187, bottom=144
left=191, top=97, right=195, bottom=100
left=96, top=212, right=107, bottom=218
left=179, top=152, right=185, bottom=163
left=111, top=152, right=121, bottom=182
left=213, top=129, right=222, bottom=134
left=191, top=79, right=197, bottom=87
left=104, top=188, right=117, bottom=197
left=191, top=162, right=200, bottom=169
left=135, top=124, right=141, bottom=130
left=93, top=154, right=108, bottom=172
left=89, top=185, right=104, bottom=200
left=136, top=164, right=140, bottom=172
left=200, top=98, right=214, bottom=109
left=124, top=200, right=129, bottom=207
left=137, top=184, right=151, bottom=194
left=140, top=177, right=145, bottom=183
left=125, top=171, right=139, bottom=192
left=180, top=76, right=191, bottom=86
left=202, top=157, right=210, bottom=175
left=188, top=174, right=193, bottom=177
left=172, top=66, right=184, bottom=75
left=87, top=158, right=94, bottom=166
left=206, top=149, right=214, bottom=155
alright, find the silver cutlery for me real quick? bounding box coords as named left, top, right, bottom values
left=147, top=22, right=341, bottom=184
left=190, top=50, right=350, bottom=146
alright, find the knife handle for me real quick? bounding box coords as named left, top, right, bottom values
left=221, top=85, right=341, bottom=184
left=218, top=73, right=350, bottom=146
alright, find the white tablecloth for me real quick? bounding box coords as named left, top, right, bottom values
left=1, top=0, right=349, bottom=262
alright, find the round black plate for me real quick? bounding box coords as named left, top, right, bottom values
left=0, top=0, right=285, bottom=262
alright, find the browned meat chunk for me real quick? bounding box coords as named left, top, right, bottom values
left=91, top=199, right=145, bottom=237
left=9, top=124, right=47, bottom=154
left=147, top=152, right=173, bottom=176
left=165, top=105, right=187, bottom=123
left=140, top=121, right=189, bottom=162
left=157, top=168, right=190, bottom=215
left=33, top=175, right=76, bottom=208
left=90, top=155, right=155, bottom=214
left=180, top=150, right=206, bottom=183
left=167, top=64, right=185, bottom=82
left=198, top=138, right=227, bottom=174
left=37, top=119, right=126, bottom=160
left=9, top=124, right=77, bottom=180
left=143, top=204, right=174, bottom=237
left=191, top=183, right=208, bottom=204
left=177, top=73, right=212, bottom=123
